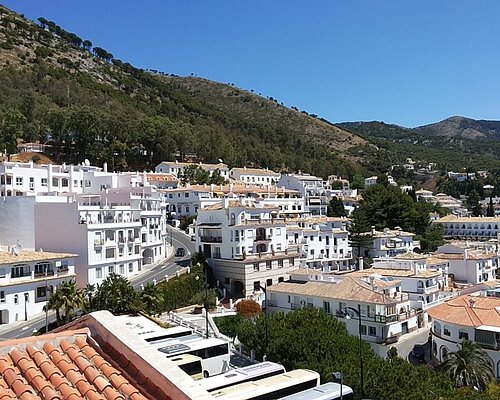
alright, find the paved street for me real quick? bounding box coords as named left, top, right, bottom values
left=0, top=226, right=195, bottom=340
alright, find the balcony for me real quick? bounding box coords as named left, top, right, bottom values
left=237, top=246, right=300, bottom=261
left=255, top=235, right=271, bottom=242
left=238, top=217, right=286, bottom=226
left=34, top=270, right=55, bottom=278
left=94, top=239, right=104, bottom=247
left=200, top=236, right=223, bottom=243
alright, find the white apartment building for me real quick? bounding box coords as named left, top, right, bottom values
left=433, top=243, right=499, bottom=285
left=286, top=217, right=353, bottom=270
left=415, top=189, right=436, bottom=203
left=428, top=291, right=500, bottom=378
left=0, top=248, right=76, bottom=324
left=229, top=167, right=280, bottom=187
left=359, top=227, right=420, bottom=259
left=155, top=161, right=229, bottom=180
left=435, top=215, right=500, bottom=239
left=370, top=253, right=450, bottom=310
left=164, top=184, right=304, bottom=220
left=34, top=189, right=166, bottom=287
left=195, top=199, right=300, bottom=298
left=267, top=270, right=419, bottom=357
left=146, top=173, right=179, bottom=189
left=277, top=174, right=327, bottom=216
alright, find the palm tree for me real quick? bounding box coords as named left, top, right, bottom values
left=95, top=273, right=137, bottom=315
left=140, top=282, right=163, bottom=316
left=45, top=280, right=83, bottom=326
left=440, top=340, right=494, bottom=391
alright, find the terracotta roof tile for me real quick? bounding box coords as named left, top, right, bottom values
left=0, top=328, right=155, bottom=400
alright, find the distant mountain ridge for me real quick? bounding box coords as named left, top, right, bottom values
left=415, top=116, right=500, bottom=141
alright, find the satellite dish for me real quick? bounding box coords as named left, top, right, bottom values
left=84, top=159, right=90, bottom=166
left=218, top=159, right=223, bottom=163
left=11, top=244, right=22, bottom=256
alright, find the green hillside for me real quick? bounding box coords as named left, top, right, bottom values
left=339, top=121, right=500, bottom=173
left=0, top=4, right=367, bottom=178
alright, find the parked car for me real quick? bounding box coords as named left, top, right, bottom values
left=412, top=344, right=426, bottom=361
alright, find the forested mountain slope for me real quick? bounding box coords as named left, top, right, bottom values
left=0, top=4, right=366, bottom=178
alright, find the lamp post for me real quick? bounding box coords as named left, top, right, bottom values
left=196, top=266, right=210, bottom=339
left=203, top=267, right=209, bottom=339
left=333, top=372, right=343, bottom=400
left=255, top=284, right=268, bottom=359
left=343, top=305, right=364, bottom=399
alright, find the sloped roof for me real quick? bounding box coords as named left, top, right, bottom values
left=269, top=276, right=402, bottom=305
left=428, top=295, right=500, bottom=327
left=0, top=250, right=77, bottom=265
left=0, top=328, right=153, bottom=400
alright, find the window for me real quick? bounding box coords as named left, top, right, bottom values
left=96, top=267, right=102, bottom=279
left=224, top=277, right=230, bottom=284
left=459, top=330, right=469, bottom=340
left=323, top=301, right=331, bottom=314
left=108, top=266, right=114, bottom=274
left=15, top=177, right=23, bottom=185
left=266, top=261, right=272, bottom=269
left=119, top=264, right=125, bottom=274
left=360, top=325, right=367, bottom=335
left=266, top=278, right=273, bottom=287
left=36, top=286, right=47, bottom=299
left=61, top=178, right=69, bottom=187
left=368, top=326, right=376, bottom=336
left=289, top=258, right=295, bottom=266
left=106, top=248, right=115, bottom=259
left=0, top=267, right=5, bottom=278
left=253, top=263, right=259, bottom=271
left=0, top=291, right=5, bottom=303
left=185, top=192, right=189, bottom=197
left=278, top=277, right=284, bottom=283
left=443, top=326, right=451, bottom=336
left=253, top=281, right=261, bottom=291
left=278, top=259, right=283, bottom=268
left=128, top=263, right=133, bottom=273
left=14, top=294, right=19, bottom=304
left=12, top=264, right=30, bottom=278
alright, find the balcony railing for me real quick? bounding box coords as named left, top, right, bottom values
left=237, top=246, right=300, bottom=260
left=255, top=235, right=271, bottom=242
left=200, top=236, right=223, bottom=243
left=237, top=218, right=286, bottom=226
left=34, top=270, right=55, bottom=278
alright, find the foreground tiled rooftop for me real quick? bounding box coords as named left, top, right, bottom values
left=0, top=328, right=149, bottom=400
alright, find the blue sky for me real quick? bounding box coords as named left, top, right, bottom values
left=3, top=0, right=500, bottom=127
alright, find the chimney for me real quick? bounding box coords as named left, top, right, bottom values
left=103, top=162, right=108, bottom=173
left=370, top=226, right=376, bottom=235
left=358, top=257, right=364, bottom=271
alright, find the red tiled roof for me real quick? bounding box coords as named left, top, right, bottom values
left=0, top=328, right=152, bottom=400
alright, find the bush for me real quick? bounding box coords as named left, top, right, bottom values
left=235, top=299, right=262, bottom=318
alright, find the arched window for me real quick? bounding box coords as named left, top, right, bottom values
left=12, top=264, right=30, bottom=278
left=34, top=262, right=52, bottom=277
left=434, top=321, right=442, bottom=336
left=230, top=213, right=236, bottom=225
left=417, top=280, right=424, bottom=289
left=14, top=294, right=19, bottom=304
left=256, top=227, right=266, bottom=241
left=440, top=345, right=449, bottom=361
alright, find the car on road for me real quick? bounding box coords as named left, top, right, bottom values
left=175, top=247, right=186, bottom=257
left=411, top=344, right=426, bottom=362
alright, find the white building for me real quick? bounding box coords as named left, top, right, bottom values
left=0, top=248, right=76, bottom=324
left=359, top=227, right=420, bottom=259
left=195, top=199, right=300, bottom=298
left=370, top=252, right=450, bottom=310
left=428, top=291, right=500, bottom=378
left=364, top=176, right=378, bottom=187
left=146, top=173, right=179, bottom=189
left=277, top=174, right=327, bottom=216
left=229, top=167, right=280, bottom=187
left=435, top=215, right=500, bottom=239
left=164, top=184, right=303, bottom=220
left=34, top=189, right=166, bottom=287
left=286, top=217, right=353, bottom=270
left=267, top=269, right=419, bottom=357
left=155, top=161, right=229, bottom=180
left=433, top=243, right=499, bottom=285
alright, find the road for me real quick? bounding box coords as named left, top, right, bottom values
left=0, top=226, right=196, bottom=340
left=130, top=226, right=196, bottom=289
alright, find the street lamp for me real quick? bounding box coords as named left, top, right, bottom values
left=196, top=266, right=210, bottom=339
left=333, top=372, right=343, bottom=400
left=254, top=284, right=268, bottom=360
left=342, top=305, right=364, bottom=400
